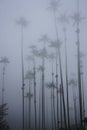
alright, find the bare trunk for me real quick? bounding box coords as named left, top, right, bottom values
left=33, top=59, right=37, bottom=130
left=53, top=10, right=67, bottom=130
left=29, top=80, right=31, bottom=130
left=21, top=25, right=25, bottom=130
left=42, top=57, right=45, bottom=130
left=64, top=28, right=70, bottom=130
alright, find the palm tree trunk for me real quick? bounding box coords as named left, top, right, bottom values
left=53, top=85, right=56, bottom=130
left=51, top=87, right=54, bottom=130
left=56, top=48, right=59, bottom=130
left=29, top=80, right=31, bottom=130
left=33, top=59, right=37, bottom=130
left=2, top=66, right=5, bottom=105
left=52, top=68, right=56, bottom=130
left=39, top=71, right=42, bottom=130
left=58, top=48, right=67, bottom=130
left=53, top=10, right=67, bottom=130
left=72, top=87, right=78, bottom=129
left=76, top=0, right=83, bottom=128
left=63, top=28, right=70, bottom=130
left=39, top=87, right=41, bottom=130
left=51, top=61, right=54, bottom=130
left=42, top=56, right=45, bottom=130
left=21, top=25, right=25, bottom=130
left=25, top=95, right=28, bottom=130
left=60, top=84, right=63, bottom=129
left=81, top=73, right=85, bottom=129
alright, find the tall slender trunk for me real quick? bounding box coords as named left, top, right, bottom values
left=21, top=25, right=25, bottom=130
left=51, top=61, right=54, bottom=130
left=39, top=87, right=41, bottom=130
left=81, top=73, right=85, bottom=129
left=60, top=84, right=63, bottom=129
left=76, top=0, right=83, bottom=127
left=2, top=66, right=5, bottom=105
left=42, top=56, right=45, bottom=130
left=53, top=84, right=56, bottom=130
left=52, top=62, right=56, bottom=130
left=25, top=95, right=28, bottom=130
left=39, top=71, right=42, bottom=130
left=72, top=87, right=78, bottom=129
left=51, top=87, right=54, bottom=130
left=56, top=48, right=59, bottom=130
left=58, top=48, right=67, bottom=130
left=33, top=59, right=37, bottom=130
left=53, top=10, right=67, bottom=130
left=63, top=28, right=70, bottom=130
left=29, top=79, right=31, bottom=130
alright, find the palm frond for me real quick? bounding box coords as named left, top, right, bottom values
left=57, top=13, right=69, bottom=25
left=48, top=53, right=55, bottom=60
left=49, top=39, right=62, bottom=49
left=46, top=82, right=56, bottom=89
left=26, top=92, right=33, bottom=98
left=37, top=65, right=44, bottom=72
left=26, top=55, right=34, bottom=62
left=71, top=13, right=85, bottom=25
left=25, top=71, right=34, bottom=80
left=69, top=78, right=77, bottom=87
left=38, top=48, right=48, bottom=58
left=38, top=34, right=50, bottom=43
left=0, top=57, right=10, bottom=64
left=16, top=17, right=28, bottom=27
left=47, top=0, right=61, bottom=12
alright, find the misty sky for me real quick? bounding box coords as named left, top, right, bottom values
left=0, top=0, right=87, bottom=130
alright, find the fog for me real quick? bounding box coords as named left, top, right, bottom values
left=0, top=0, right=87, bottom=130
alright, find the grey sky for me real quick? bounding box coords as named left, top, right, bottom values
left=0, top=0, right=87, bottom=130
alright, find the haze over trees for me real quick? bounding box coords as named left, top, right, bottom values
left=0, top=0, right=87, bottom=130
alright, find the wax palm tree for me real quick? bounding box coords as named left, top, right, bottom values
left=69, top=78, right=78, bottom=130
left=29, top=45, right=38, bottom=130
left=25, top=70, right=33, bottom=130
left=59, top=84, right=63, bottom=129
left=16, top=17, right=28, bottom=130
left=80, top=54, right=86, bottom=129
left=71, top=0, right=85, bottom=127
left=37, top=65, right=44, bottom=130
left=0, top=104, right=9, bottom=130
left=58, top=13, right=70, bottom=129
left=47, top=82, right=56, bottom=130
left=38, top=47, right=48, bottom=130
left=49, top=39, right=67, bottom=130
left=48, top=1, right=67, bottom=129
left=38, top=34, right=50, bottom=45
left=48, top=53, right=56, bottom=130
left=38, top=35, right=49, bottom=130
left=0, top=57, right=10, bottom=105
left=49, top=40, right=60, bottom=130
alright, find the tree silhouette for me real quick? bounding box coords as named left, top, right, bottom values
left=0, top=57, right=10, bottom=105
left=49, top=38, right=66, bottom=130
left=25, top=70, right=33, bottom=130
left=37, top=65, right=43, bottom=130
left=69, top=77, right=78, bottom=129
left=47, top=82, right=56, bottom=130
left=47, top=0, right=67, bottom=128
left=16, top=17, right=28, bottom=130
left=29, top=45, right=38, bottom=130
left=80, top=54, right=86, bottom=129
left=71, top=0, right=85, bottom=127
left=0, top=104, right=9, bottom=130
left=47, top=0, right=61, bottom=12
left=48, top=53, right=56, bottom=130
left=38, top=34, right=49, bottom=130
left=58, top=12, right=70, bottom=129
